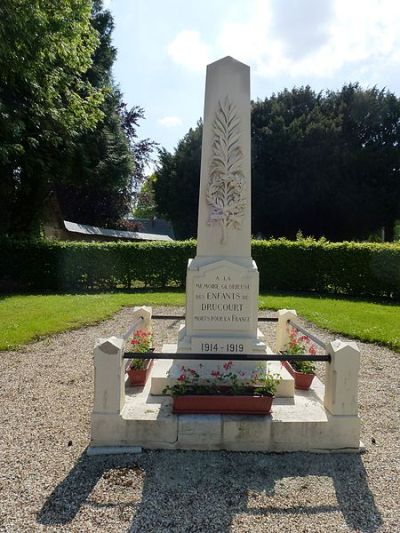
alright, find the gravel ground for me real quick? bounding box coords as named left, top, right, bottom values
left=0, top=305, right=399, bottom=532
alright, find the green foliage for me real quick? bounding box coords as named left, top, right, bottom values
left=252, top=85, right=400, bottom=241
left=1, top=237, right=399, bottom=300
left=162, top=363, right=281, bottom=397
left=252, top=238, right=400, bottom=298
left=133, top=174, right=158, bottom=218
left=154, top=85, right=400, bottom=242
left=127, top=329, right=153, bottom=369
left=154, top=122, right=202, bottom=238
left=284, top=328, right=316, bottom=374
left=0, top=0, right=105, bottom=236
left=57, top=89, right=135, bottom=227
left=56, top=3, right=156, bottom=228
left=0, top=239, right=196, bottom=291
left=0, top=0, right=155, bottom=236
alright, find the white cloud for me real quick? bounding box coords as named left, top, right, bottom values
left=216, top=0, right=400, bottom=80
left=167, top=30, right=211, bottom=71
left=158, top=116, right=183, bottom=127
left=165, top=0, right=400, bottom=85
left=103, top=0, right=112, bottom=8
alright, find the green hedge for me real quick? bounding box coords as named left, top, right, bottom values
left=1, top=238, right=399, bottom=299
left=252, top=239, right=400, bottom=299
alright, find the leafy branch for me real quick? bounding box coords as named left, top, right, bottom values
left=206, top=97, right=247, bottom=243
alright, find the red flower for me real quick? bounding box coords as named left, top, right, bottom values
left=223, top=361, right=233, bottom=371
left=178, top=373, right=186, bottom=382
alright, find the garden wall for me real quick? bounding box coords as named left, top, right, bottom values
left=1, top=238, right=399, bottom=299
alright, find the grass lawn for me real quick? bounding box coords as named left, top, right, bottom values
left=0, top=291, right=399, bottom=352
left=259, top=293, right=400, bottom=352
left=0, top=292, right=184, bottom=351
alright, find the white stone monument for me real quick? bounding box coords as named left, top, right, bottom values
left=150, top=56, right=292, bottom=394
left=177, top=56, right=266, bottom=359
left=90, top=61, right=360, bottom=454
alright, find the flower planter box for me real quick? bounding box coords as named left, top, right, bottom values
left=283, top=361, right=315, bottom=390
left=172, top=394, right=273, bottom=415
left=126, top=359, right=153, bottom=386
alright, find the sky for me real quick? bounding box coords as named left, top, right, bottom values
left=106, top=0, right=400, bottom=154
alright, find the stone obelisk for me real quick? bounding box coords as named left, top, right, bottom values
left=177, top=56, right=266, bottom=358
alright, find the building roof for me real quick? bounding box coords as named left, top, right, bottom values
left=129, top=217, right=175, bottom=239
left=64, top=220, right=173, bottom=241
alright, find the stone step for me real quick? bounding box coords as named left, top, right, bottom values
left=149, top=344, right=295, bottom=397
left=104, top=373, right=361, bottom=453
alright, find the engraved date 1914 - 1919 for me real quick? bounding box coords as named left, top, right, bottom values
left=201, top=343, right=244, bottom=353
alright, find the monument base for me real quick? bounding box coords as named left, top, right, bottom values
left=90, top=372, right=362, bottom=453
left=177, top=325, right=267, bottom=354
left=182, top=257, right=262, bottom=350
left=149, top=343, right=295, bottom=397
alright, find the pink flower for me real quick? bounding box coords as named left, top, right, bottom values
left=309, top=345, right=316, bottom=356
left=178, top=373, right=186, bottom=382
left=211, top=370, right=221, bottom=378
left=223, top=361, right=233, bottom=371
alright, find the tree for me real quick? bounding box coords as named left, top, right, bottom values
left=252, top=85, right=400, bottom=240
left=56, top=2, right=156, bottom=228
left=0, top=0, right=156, bottom=235
left=56, top=90, right=135, bottom=227
left=333, top=85, right=400, bottom=241
left=154, top=86, right=400, bottom=241
left=154, top=122, right=202, bottom=239
left=133, top=174, right=157, bottom=219
left=0, top=0, right=105, bottom=236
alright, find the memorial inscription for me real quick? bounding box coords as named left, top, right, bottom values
left=191, top=267, right=254, bottom=331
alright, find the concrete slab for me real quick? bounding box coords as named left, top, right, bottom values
left=91, top=372, right=362, bottom=453
left=87, top=446, right=142, bottom=456
left=177, top=414, right=223, bottom=450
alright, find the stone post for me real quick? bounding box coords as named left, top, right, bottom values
left=93, top=336, right=125, bottom=415
left=324, top=340, right=360, bottom=416
left=132, top=306, right=152, bottom=334
left=275, top=309, right=297, bottom=352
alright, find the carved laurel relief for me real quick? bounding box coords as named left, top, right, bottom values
left=206, top=96, right=247, bottom=244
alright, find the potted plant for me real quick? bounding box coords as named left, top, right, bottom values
left=283, top=328, right=316, bottom=390
left=126, top=329, right=153, bottom=386
left=163, top=361, right=281, bottom=415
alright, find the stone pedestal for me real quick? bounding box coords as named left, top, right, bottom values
left=178, top=258, right=266, bottom=354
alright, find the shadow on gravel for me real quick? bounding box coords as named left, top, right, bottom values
left=37, top=451, right=137, bottom=526
left=37, top=450, right=382, bottom=532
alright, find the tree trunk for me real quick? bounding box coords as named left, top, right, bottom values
left=383, top=222, right=395, bottom=242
